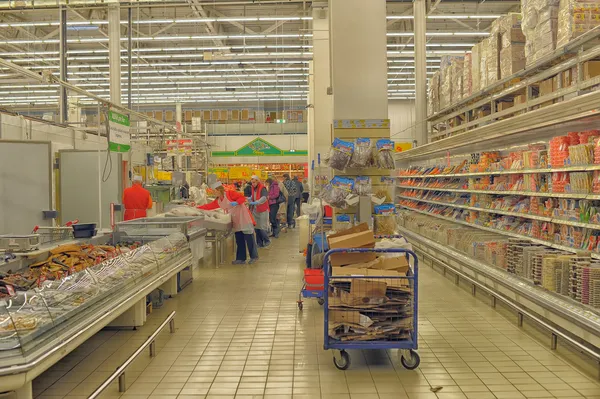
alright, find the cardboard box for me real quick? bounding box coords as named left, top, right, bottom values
left=497, top=100, right=514, bottom=112
left=584, top=61, right=600, bottom=80
left=515, top=95, right=527, bottom=105
left=328, top=224, right=377, bottom=266
left=477, top=109, right=491, bottom=119
left=471, top=43, right=482, bottom=92
left=370, top=256, right=410, bottom=273
left=539, top=77, right=555, bottom=107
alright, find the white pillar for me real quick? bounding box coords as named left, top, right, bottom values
left=108, top=4, right=121, bottom=105
left=329, top=0, right=388, bottom=119
left=176, top=103, right=183, bottom=170
left=414, top=0, right=428, bottom=146
left=307, top=60, right=315, bottom=181
left=311, top=3, right=334, bottom=167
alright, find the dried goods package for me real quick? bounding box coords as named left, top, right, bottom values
left=522, top=0, right=560, bottom=65
left=450, top=57, right=465, bottom=104
left=557, top=0, right=600, bottom=48
left=463, top=53, right=473, bottom=97
left=471, top=43, right=482, bottom=92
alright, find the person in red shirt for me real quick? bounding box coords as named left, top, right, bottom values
left=123, top=175, right=153, bottom=221
left=198, top=181, right=259, bottom=264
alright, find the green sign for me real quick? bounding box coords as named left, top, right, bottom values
left=108, top=110, right=131, bottom=152
left=212, top=138, right=307, bottom=157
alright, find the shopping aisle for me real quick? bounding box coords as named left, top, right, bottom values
left=33, top=231, right=600, bottom=399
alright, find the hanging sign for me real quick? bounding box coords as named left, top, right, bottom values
left=333, top=119, right=390, bottom=129
left=108, top=110, right=131, bottom=152
left=394, top=142, right=413, bottom=152
left=229, top=166, right=252, bottom=180
left=209, top=167, right=229, bottom=180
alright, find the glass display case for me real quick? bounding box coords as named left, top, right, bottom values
left=0, top=232, right=190, bottom=368
left=114, top=216, right=205, bottom=241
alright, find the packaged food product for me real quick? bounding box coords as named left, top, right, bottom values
left=374, top=204, right=397, bottom=236
left=353, top=176, right=372, bottom=196
left=375, top=139, right=395, bottom=170
left=324, top=138, right=355, bottom=171
left=350, top=138, right=374, bottom=168
left=319, top=176, right=355, bottom=209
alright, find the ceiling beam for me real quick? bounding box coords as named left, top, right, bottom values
left=186, top=0, right=226, bottom=47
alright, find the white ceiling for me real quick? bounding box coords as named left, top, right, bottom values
left=0, top=0, right=521, bottom=110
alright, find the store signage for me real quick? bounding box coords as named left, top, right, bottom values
left=394, top=142, right=413, bottom=152
left=333, top=119, right=390, bottom=129
left=108, top=110, right=131, bottom=152
left=212, top=138, right=308, bottom=157
left=208, top=167, right=229, bottom=180
left=166, top=139, right=193, bottom=156
left=229, top=166, right=252, bottom=180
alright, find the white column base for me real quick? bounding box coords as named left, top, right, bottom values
left=2, top=381, right=32, bottom=399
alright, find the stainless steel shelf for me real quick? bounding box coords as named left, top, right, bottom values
left=396, top=204, right=600, bottom=260
left=396, top=184, right=600, bottom=200
left=396, top=194, right=600, bottom=230
left=396, top=164, right=600, bottom=179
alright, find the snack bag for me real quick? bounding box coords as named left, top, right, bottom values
left=375, top=139, right=395, bottom=169
left=350, top=138, right=374, bottom=168
left=319, top=176, right=355, bottom=209
left=374, top=203, right=397, bottom=235
left=325, top=138, right=355, bottom=171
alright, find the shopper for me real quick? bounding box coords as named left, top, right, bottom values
left=282, top=173, right=298, bottom=228
left=249, top=175, right=271, bottom=248
left=266, top=177, right=281, bottom=238
left=198, top=181, right=258, bottom=264
left=293, top=175, right=303, bottom=217
left=123, top=175, right=153, bottom=221
left=243, top=181, right=252, bottom=197
left=302, top=178, right=310, bottom=203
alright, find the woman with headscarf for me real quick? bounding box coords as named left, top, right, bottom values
left=248, top=175, right=271, bottom=248
left=198, top=181, right=259, bottom=264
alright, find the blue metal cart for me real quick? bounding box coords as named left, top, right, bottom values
left=323, top=247, right=420, bottom=370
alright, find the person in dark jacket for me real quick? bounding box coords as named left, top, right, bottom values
left=293, top=176, right=303, bottom=218
left=282, top=173, right=298, bottom=228
left=243, top=181, right=252, bottom=197
left=266, top=178, right=281, bottom=238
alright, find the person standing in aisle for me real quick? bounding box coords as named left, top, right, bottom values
left=249, top=175, right=271, bottom=249
left=282, top=173, right=298, bottom=228
left=293, top=175, right=303, bottom=217
left=243, top=181, right=252, bottom=197
left=198, top=181, right=259, bottom=264
left=302, top=178, right=310, bottom=203
left=266, top=177, right=281, bottom=238
left=123, top=175, right=153, bottom=221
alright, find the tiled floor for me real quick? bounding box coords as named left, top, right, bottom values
left=32, top=230, right=600, bottom=399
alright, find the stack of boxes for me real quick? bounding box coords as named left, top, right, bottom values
left=557, top=0, right=600, bottom=48
left=522, top=0, right=560, bottom=65
left=471, top=43, right=482, bottom=93
left=499, top=14, right=527, bottom=79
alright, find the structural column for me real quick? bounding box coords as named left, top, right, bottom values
left=108, top=3, right=122, bottom=105
left=414, top=0, right=428, bottom=146
left=59, top=7, right=68, bottom=123
left=329, top=0, right=388, bottom=119
left=309, top=3, right=334, bottom=173
left=176, top=103, right=183, bottom=170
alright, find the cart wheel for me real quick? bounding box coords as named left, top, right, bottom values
left=297, top=301, right=303, bottom=311
left=333, top=350, right=351, bottom=370
left=400, top=350, right=420, bottom=370
left=317, top=298, right=325, bottom=306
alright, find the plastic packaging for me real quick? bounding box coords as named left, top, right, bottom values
left=353, top=176, right=372, bottom=196
left=373, top=204, right=397, bottom=236
left=319, top=176, right=354, bottom=209
left=324, top=138, right=354, bottom=171
left=350, top=138, right=374, bottom=168
left=375, top=139, right=395, bottom=169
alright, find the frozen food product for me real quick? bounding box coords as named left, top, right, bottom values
left=557, top=0, right=600, bottom=48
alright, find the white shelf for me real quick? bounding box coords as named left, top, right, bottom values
left=396, top=204, right=600, bottom=260
left=396, top=194, right=600, bottom=230
left=396, top=184, right=600, bottom=200
left=396, top=164, right=600, bottom=179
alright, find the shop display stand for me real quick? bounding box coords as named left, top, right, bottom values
left=395, top=38, right=600, bottom=361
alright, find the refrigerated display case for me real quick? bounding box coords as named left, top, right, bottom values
left=0, top=232, right=192, bottom=399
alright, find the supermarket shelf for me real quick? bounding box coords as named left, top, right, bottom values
left=396, top=164, right=600, bottom=179
left=396, top=225, right=600, bottom=350
left=396, top=194, right=600, bottom=230
left=396, top=204, right=600, bottom=260
left=428, top=29, right=600, bottom=123
left=396, top=89, right=600, bottom=163
left=396, top=184, right=600, bottom=200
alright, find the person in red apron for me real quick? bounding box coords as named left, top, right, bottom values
left=249, top=175, right=271, bottom=248
left=123, top=175, right=153, bottom=221
left=198, top=181, right=259, bottom=264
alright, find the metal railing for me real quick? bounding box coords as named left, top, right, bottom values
left=416, top=248, right=600, bottom=379
left=88, top=311, right=176, bottom=399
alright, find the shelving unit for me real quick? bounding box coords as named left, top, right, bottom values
left=395, top=33, right=600, bottom=356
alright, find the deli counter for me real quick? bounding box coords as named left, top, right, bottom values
left=0, top=217, right=207, bottom=399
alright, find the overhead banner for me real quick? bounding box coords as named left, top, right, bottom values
left=212, top=138, right=307, bottom=157
left=394, top=142, right=413, bottom=152
left=229, top=166, right=252, bottom=180
left=208, top=167, right=229, bottom=180
left=108, top=110, right=130, bottom=152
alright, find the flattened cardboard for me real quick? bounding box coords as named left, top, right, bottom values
left=350, top=279, right=387, bottom=299
left=370, top=256, right=410, bottom=273
left=328, top=230, right=376, bottom=249
left=330, top=251, right=377, bottom=267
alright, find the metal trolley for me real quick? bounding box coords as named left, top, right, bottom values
left=323, top=247, right=420, bottom=370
